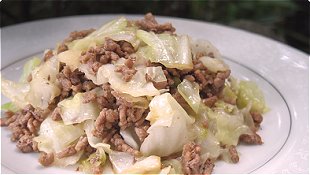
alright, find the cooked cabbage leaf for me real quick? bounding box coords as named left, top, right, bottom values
left=57, top=50, right=82, bottom=71
left=208, top=108, right=253, bottom=146
left=97, top=64, right=161, bottom=97
left=25, top=77, right=60, bottom=109
left=190, top=39, right=221, bottom=59
left=199, top=56, right=229, bottom=73
left=58, top=92, right=100, bottom=125
left=137, top=30, right=193, bottom=70
left=79, top=147, right=107, bottom=173
left=237, top=80, right=268, bottom=113
left=177, top=79, right=201, bottom=113
left=140, top=93, right=195, bottom=157
left=109, top=151, right=135, bottom=173
left=83, top=120, right=111, bottom=152
left=19, top=57, right=41, bottom=83
left=121, top=155, right=161, bottom=174
left=1, top=78, right=30, bottom=108
left=34, top=117, right=84, bottom=153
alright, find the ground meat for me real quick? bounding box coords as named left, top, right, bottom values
left=172, top=91, right=191, bottom=110
left=228, top=145, right=239, bottom=163
left=56, top=144, right=77, bottom=159
left=64, top=29, right=95, bottom=43
left=80, top=38, right=135, bottom=77
left=134, top=121, right=150, bottom=142
left=110, top=133, right=139, bottom=156
left=83, top=90, right=97, bottom=103
left=202, top=96, right=218, bottom=107
left=57, top=28, right=95, bottom=54
left=135, top=13, right=176, bottom=34
left=182, top=142, right=215, bottom=175
left=75, top=136, right=88, bottom=152
left=16, top=134, right=38, bottom=153
left=96, top=83, right=117, bottom=110
left=39, top=152, right=54, bottom=166
left=239, top=133, right=263, bottom=145
left=6, top=105, right=49, bottom=153
left=118, top=105, right=147, bottom=130
left=115, top=58, right=137, bottom=82
left=145, top=74, right=168, bottom=89
left=200, top=158, right=215, bottom=175
left=92, top=108, right=119, bottom=139
left=51, top=107, right=62, bottom=121
left=250, top=111, right=263, bottom=129
left=43, top=50, right=54, bottom=62
left=56, top=65, right=96, bottom=99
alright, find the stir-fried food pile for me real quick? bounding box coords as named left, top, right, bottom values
left=1, top=13, right=268, bottom=174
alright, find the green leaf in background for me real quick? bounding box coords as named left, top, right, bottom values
left=1, top=102, right=19, bottom=112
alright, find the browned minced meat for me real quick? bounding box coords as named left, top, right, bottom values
left=239, top=133, right=263, bottom=145
left=145, top=73, right=168, bottom=89
left=96, top=83, right=117, bottom=110
left=17, top=134, right=38, bottom=153
left=134, top=121, right=150, bottom=142
left=51, top=107, right=62, bottom=121
left=43, top=50, right=54, bottom=62
left=56, top=65, right=97, bottom=99
left=57, top=28, right=95, bottom=54
left=117, top=103, right=148, bottom=130
left=146, top=59, right=230, bottom=101
left=110, top=133, right=140, bottom=156
left=92, top=108, right=119, bottom=140
left=228, top=145, right=239, bottom=163
left=39, top=152, right=54, bottom=167
left=182, top=142, right=215, bottom=175
left=82, top=90, right=97, bottom=103
left=135, top=13, right=176, bottom=34
left=80, top=38, right=135, bottom=77
left=115, top=58, right=137, bottom=82
left=56, top=144, right=77, bottom=159
left=250, top=111, right=263, bottom=129
left=202, top=96, right=218, bottom=107
left=56, top=136, right=89, bottom=159
left=4, top=105, right=50, bottom=153
left=75, top=136, right=89, bottom=152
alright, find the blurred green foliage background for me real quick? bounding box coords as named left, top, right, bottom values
left=1, top=0, right=309, bottom=53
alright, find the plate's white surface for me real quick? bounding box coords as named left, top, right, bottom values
left=1, top=15, right=309, bottom=174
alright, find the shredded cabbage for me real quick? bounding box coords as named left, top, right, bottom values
left=190, top=39, right=221, bottom=59
left=109, top=151, right=135, bottom=173
left=97, top=64, right=161, bottom=97
left=162, top=159, right=183, bottom=174
left=120, top=127, right=140, bottom=150
left=208, top=107, right=253, bottom=146
left=1, top=78, right=30, bottom=108
left=26, top=78, right=60, bottom=109
left=177, top=79, right=201, bottom=113
left=34, top=117, right=84, bottom=153
left=57, top=50, right=81, bottom=71
left=83, top=120, right=111, bottom=152
left=199, top=56, right=229, bottom=73
left=79, top=147, right=107, bottom=173
left=140, top=93, right=195, bottom=157
left=58, top=92, right=100, bottom=125
left=19, top=57, right=41, bottom=83
left=121, top=155, right=161, bottom=174
left=137, top=30, right=193, bottom=70
left=237, top=80, right=268, bottom=113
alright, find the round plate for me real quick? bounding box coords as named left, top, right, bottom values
left=1, top=15, right=308, bottom=173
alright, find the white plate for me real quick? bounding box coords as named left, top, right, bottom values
left=1, top=15, right=308, bottom=174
